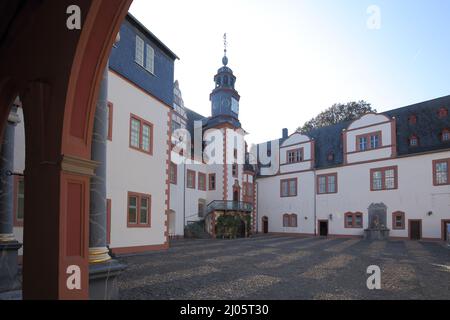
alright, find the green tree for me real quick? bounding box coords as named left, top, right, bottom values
left=298, top=101, right=376, bottom=133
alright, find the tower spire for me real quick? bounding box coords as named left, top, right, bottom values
left=222, top=33, right=228, bottom=66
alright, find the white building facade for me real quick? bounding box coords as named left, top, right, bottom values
left=257, top=99, right=450, bottom=241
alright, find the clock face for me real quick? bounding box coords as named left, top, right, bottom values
left=231, top=97, right=239, bottom=114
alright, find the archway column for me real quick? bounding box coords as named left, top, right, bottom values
left=88, top=62, right=125, bottom=300
left=0, top=105, right=22, bottom=292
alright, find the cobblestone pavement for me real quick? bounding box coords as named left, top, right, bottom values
left=117, top=235, right=450, bottom=300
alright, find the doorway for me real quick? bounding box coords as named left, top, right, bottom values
left=262, top=216, right=268, bottom=234
left=319, top=220, right=328, bottom=237
left=409, top=220, right=422, bottom=240
left=442, top=220, right=450, bottom=241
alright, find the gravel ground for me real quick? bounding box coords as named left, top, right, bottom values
left=117, top=235, right=450, bottom=300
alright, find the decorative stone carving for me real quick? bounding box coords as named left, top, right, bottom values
left=364, top=203, right=390, bottom=240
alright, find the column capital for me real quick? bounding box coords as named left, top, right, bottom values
left=60, top=154, right=99, bottom=177
left=0, top=233, right=16, bottom=242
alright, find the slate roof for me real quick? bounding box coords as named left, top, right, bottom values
left=184, top=107, right=207, bottom=139
left=258, top=95, right=450, bottom=172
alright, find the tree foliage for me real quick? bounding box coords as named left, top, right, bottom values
left=298, top=101, right=376, bottom=133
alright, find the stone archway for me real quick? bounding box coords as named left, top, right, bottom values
left=0, top=0, right=132, bottom=300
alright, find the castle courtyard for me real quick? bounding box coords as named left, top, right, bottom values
left=117, top=235, right=450, bottom=300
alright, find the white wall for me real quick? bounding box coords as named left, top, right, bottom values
left=317, top=152, right=450, bottom=239
left=107, top=71, right=169, bottom=249
left=257, top=171, right=316, bottom=235
left=257, top=150, right=450, bottom=240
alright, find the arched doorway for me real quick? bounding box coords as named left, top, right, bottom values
left=0, top=0, right=132, bottom=299
left=262, top=216, right=269, bottom=234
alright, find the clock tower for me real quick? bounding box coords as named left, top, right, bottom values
left=209, top=34, right=241, bottom=128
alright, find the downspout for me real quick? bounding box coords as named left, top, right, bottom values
left=183, top=161, right=186, bottom=233
left=313, top=168, right=317, bottom=236
left=256, top=181, right=259, bottom=234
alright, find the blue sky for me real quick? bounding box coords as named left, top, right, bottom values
left=130, top=0, right=450, bottom=144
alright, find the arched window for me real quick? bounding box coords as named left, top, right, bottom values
left=409, top=135, right=419, bottom=147
left=290, top=214, right=298, bottom=228
left=283, top=214, right=290, bottom=227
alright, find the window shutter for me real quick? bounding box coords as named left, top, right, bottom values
left=135, top=35, right=144, bottom=66
left=146, top=44, right=155, bottom=74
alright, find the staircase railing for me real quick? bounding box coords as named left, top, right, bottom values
left=206, top=200, right=253, bottom=214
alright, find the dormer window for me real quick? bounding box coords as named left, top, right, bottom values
left=442, top=129, right=450, bottom=142
left=135, top=35, right=155, bottom=74
left=438, top=107, right=448, bottom=119
left=287, top=148, right=303, bottom=164
left=409, top=135, right=419, bottom=147
left=359, top=136, right=367, bottom=151
left=327, top=152, right=335, bottom=162
left=356, top=131, right=381, bottom=151
left=408, top=115, right=417, bottom=125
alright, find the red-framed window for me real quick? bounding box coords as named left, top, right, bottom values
left=198, top=172, right=206, bottom=191
left=441, top=129, right=450, bottom=142
left=317, top=173, right=338, bottom=194
left=287, top=148, right=303, bottom=164
left=13, top=176, right=24, bottom=227
left=106, top=199, right=111, bottom=245
left=438, top=107, right=448, bottom=119
left=232, top=163, right=238, bottom=177
left=169, top=162, right=177, bottom=185
left=187, top=170, right=196, bottom=189
left=208, top=173, right=216, bottom=190
left=345, top=212, right=363, bottom=228
left=408, top=114, right=417, bottom=125
left=107, top=102, right=113, bottom=141
left=127, top=192, right=151, bottom=228
left=433, top=158, right=450, bottom=186
left=129, top=114, right=153, bottom=155
left=282, top=213, right=298, bottom=227
left=370, top=166, right=398, bottom=191
left=356, top=131, right=382, bottom=151
left=409, top=135, right=419, bottom=147
left=280, top=178, right=297, bottom=197
left=392, top=211, right=405, bottom=230
left=283, top=214, right=290, bottom=227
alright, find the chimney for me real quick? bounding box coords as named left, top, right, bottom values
left=282, top=128, right=288, bottom=139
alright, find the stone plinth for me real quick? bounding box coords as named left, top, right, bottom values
left=364, top=228, right=390, bottom=240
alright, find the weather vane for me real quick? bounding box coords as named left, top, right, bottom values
left=223, top=33, right=227, bottom=56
